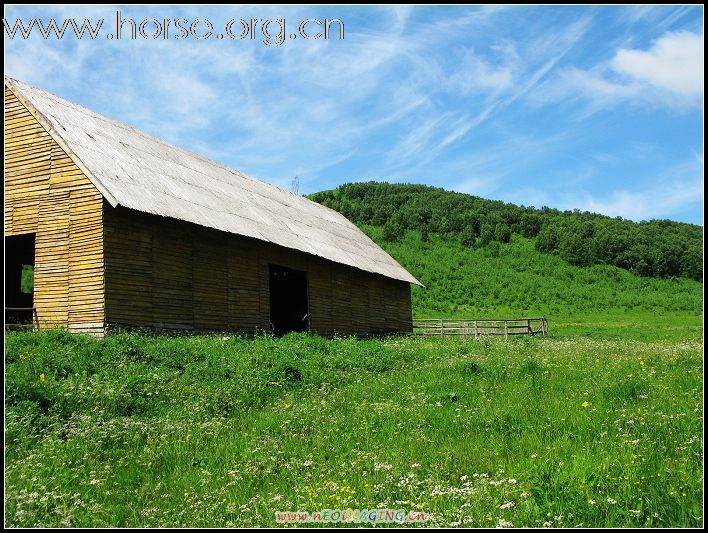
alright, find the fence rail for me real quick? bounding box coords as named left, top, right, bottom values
left=413, top=318, right=547, bottom=337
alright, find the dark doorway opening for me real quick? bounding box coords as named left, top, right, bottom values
left=269, top=264, right=309, bottom=336
left=6, top=233, right=36, bottom=325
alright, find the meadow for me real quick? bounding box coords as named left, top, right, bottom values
left=4, top=185, right=704, bottom=527
left=4, top=328, right=703, bottom=527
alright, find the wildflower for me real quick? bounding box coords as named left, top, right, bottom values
left=588, top=499, right=596, bottom=505
left=500, top=501, right=515, bottom=510
left=581, top=401, right=590, bottom=408
left=607, top=497, right=617, bottom=505
left=39, top=373, right=45, bottom=382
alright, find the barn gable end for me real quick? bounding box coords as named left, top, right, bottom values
left=4, top=86, right=105, bottom=332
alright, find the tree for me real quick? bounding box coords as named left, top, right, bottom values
left=536, top=227, right=558, bottom=253
left=520, top=213, right=541, bottom=237
left=382, top=219, right=404, bottom=242
left=420, top=223, right=430, bottom=243
left=495, top=223, right=511, bottom=244
left=479, top=223, right=495, bottom=246
left=460, top=223, right=479, bottom=247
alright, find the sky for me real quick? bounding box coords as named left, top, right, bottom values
left=3, top=5, right=704, bottom=225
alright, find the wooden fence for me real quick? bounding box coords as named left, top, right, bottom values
left=412, top=318, right=548, bottom=337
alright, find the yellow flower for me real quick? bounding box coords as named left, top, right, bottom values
left=39, top=373, right=46, bottom=382
left=581, top=400, right=590, bottom=408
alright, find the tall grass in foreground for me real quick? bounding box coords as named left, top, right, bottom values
left=5, top=330, right=703, bottom=527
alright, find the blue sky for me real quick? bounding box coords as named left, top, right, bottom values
left=4, top=5, right=704, bottom=224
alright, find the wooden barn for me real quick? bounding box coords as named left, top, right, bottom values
left=4, top=77, right=421, bottom=336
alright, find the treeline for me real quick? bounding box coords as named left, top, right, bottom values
left=309, top=182, right=703, bottom=281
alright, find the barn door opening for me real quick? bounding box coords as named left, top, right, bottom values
left=269, top=264, right=309, bottom=335
left=5, top=233, right=36, bottom=325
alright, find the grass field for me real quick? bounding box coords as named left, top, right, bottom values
left=4, top=325, right=703, bottom=527
left=4, top=196, right=704, bottom=527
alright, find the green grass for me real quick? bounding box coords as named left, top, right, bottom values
left=4, top=191, right=703, bottom=527
left=4, top=330, right=703, bottom=527
left=367, top=230, right=702, bottom=342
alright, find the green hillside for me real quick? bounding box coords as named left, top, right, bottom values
left=309, top=182, right=702, bottom=280
left=309, top=183, right=703, bottom=339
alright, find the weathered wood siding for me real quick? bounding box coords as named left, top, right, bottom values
left=4, top=86, right=105, bottom=332
left=104, top=206, right=412, bottom=336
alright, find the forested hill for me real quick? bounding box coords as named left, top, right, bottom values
left=309, top=182, right=702, bottom=281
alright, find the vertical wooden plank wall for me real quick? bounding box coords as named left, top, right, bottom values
left=103, top=207, right=412, bottom=335
left=4, top=86, right=105, bottom=332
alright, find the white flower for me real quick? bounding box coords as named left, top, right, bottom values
left=499, top=501, right=515, bottom=510
left=607, top=497, right=617, bottom=505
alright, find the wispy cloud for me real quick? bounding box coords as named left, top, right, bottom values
left=3, top=5, right=703, bottom=224
left=534, top=30, right=704, bottom=113
left=503, top=159, right=703, bottom=222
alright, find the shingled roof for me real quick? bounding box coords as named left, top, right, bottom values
left=5, top=77, right=421, bottom=286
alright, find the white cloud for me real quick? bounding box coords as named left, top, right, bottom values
left=611, top=30, right=703, bottom=99
left=571, top=175, right=703, bottom=221
left=535, top=30, right=704, bottom=112
left=447, top=48, right=516, bottom=94
left=518, top=160, right=703, bottom=222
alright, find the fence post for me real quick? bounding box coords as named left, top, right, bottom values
left=527, top=318, right=531, bottom=335
left=505, top=321, right=508, bottom=337
left=474, top=320, right=478, bottom=338
left=440, top=318, right=444, bottom=336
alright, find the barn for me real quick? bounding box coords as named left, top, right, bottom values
left=4, top=77, right=421, bottom=336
